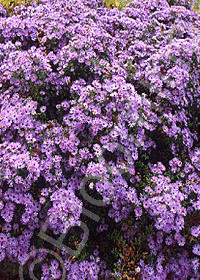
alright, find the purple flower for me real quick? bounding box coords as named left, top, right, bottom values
left=156, top=262, right=163, bottom=273
left=0, top=249, right=5, bottom=262
left=42, top=264, right=50, bottom=276
left=191, top=226, right=200, bottom=237
left=192, top=258, right=199, bottom=272
left=134, top=206, right=143, bottom=218
left=165, top=236, right=173, bottom=246
left=39, top=197, right=46, bottom=204
left=40, top=106, right=47, bottom=113
left=193, top=244, right=200, bottom=256
left=0, top=200, right=4, bottom=210
left=0, top=0, right=199, bottom=276
left=50, top=259, right=59, bottom=269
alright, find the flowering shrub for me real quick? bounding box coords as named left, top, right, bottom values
left=0, top=0, right=200, bottom=279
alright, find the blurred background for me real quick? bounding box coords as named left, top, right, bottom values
left=0, top=0, right=200, bottom=12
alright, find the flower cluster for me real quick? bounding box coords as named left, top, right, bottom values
left=0, top=0, right=200, bottom=279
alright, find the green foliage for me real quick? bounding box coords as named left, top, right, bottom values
left=0, top=0, right=199, bottom=13
left=0, top=0, right=37, bottom=10
left=104, top=0, right=119, bottom=9
left=192, top=0, right=200, bottom=12
left=103, top=0, right=200, bottom=12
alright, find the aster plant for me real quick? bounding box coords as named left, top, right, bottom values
left=0, top=0, right=200, bottom=279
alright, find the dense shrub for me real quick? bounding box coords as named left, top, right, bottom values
left=0, top=0, right=200, bottom=279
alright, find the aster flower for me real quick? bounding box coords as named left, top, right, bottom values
left=193, top=244, right=200, bottom=256
left=0, top=0, right=199, bottom=276
left=191, top=226, right=200, bottom=237
left=0, top=249, right=5, bottom=262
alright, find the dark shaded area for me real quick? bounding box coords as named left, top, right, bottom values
left=0, top=257, right=20, bottom=279
left=149, top=129, right=174, bottom=166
